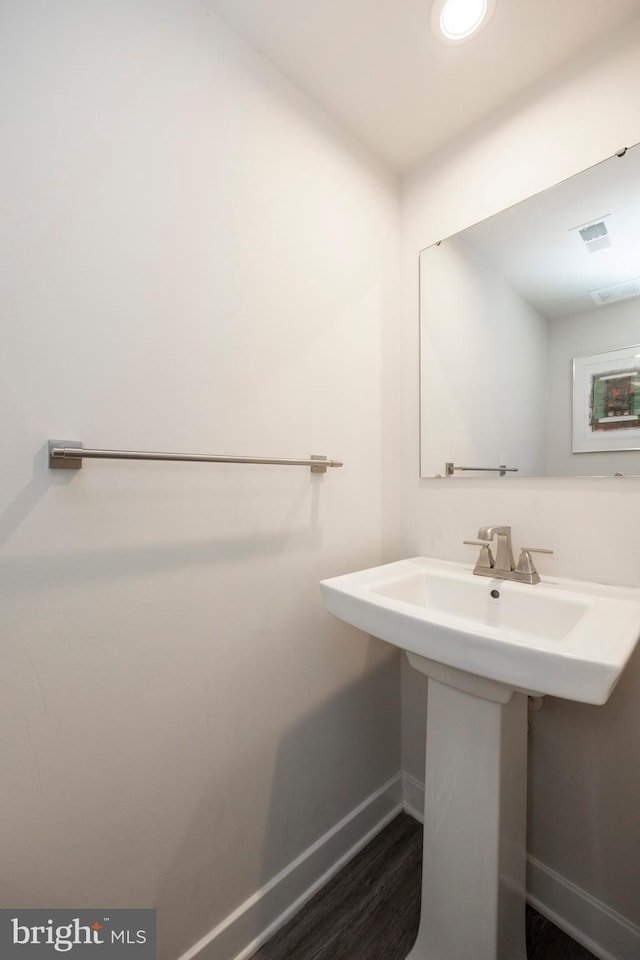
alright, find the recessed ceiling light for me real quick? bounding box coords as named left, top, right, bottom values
left=431, top=0, right=497, bottom=45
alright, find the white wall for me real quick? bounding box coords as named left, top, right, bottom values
left=0, top=3, right=400, bottom=959
left=546, top=298, right=640, bottom=476
left=420, top=235, right=547, bottom=477
left=400, top=15, right=640, bottom=950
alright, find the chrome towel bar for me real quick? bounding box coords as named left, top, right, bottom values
left=49, top=441, right=343, bottom=474
left=445, top=462, right=518, bottom=477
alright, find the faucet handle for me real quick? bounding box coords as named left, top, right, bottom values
left=516, top=547, right=553, bottom=579
left=463, top=540, right=494, bottom=569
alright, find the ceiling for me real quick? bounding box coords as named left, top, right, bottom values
left=443, top=142, right=640, bottom=319
left=206, top=0, right=640, bottom=171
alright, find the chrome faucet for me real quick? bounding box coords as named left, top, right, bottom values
left=464, top=525, right=553, bottom=584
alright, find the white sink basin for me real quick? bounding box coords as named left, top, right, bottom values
left=320, top=557, right=640, bottom=704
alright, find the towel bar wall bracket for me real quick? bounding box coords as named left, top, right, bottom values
left=49, top=440, right=83, bottom=470
left=48, top=441, right=342, bottom=474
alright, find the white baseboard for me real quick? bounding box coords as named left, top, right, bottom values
left=401, top=771, right=425, bottom=823
left=402, top=772, right=640, bottom=960
left=177, top=774, right=403, bottom=960
left=527, top=856, right=640, bottom=960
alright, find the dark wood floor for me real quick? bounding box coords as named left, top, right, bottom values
left=251, top=813, right=597, bottom=960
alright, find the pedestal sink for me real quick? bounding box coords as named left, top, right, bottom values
left=320, top=557, right=640, bottom=960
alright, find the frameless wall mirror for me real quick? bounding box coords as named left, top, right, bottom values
left=420, top=142, right=640, bottom=478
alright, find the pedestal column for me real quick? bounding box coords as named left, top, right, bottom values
left=406, top=670, right=528, bottom=960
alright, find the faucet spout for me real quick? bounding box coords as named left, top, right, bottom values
left=477, top=526, right=515, bottom=574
